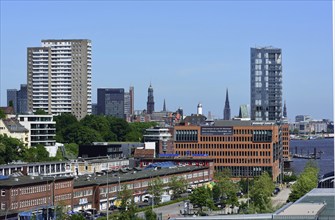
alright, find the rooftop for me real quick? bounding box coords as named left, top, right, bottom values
left=277, top=203, right=325, bottom=216
left=2, top=118, right=28, bottom=132
left=73, top=165, right=207, bottom=188
left=0, top=176, right=73, bottom=188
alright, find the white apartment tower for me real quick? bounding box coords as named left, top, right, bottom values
left=27, top=39, right=92, bottom=120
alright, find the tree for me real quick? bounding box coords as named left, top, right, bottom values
left=69, top=214, right=86, bottom=220
left=117, top=185, right=139, bottom=220
left=35, top=109, right=48, bottom=115
left=80, top=115, right=116, bottom=141
left=54, top=113, right=78, bottom=143
left=64, top=143, right=79, bottom=158
left=23, top=144, right=50, bottom=162
left=8, top=100, right=14, bottom=107
left=126, top=122, right=158, bottom=142
left=0, top=109, right=5, bottom=119
left=62, top=124, right=103, bottom=145
left=249, top=172, right=275, bottom=213
left=213, top=171, right=239, bottom=208
left=144, top=209, right=157, bottom=220
left=0, top=134, right=25, bottom=164
left=148, top=177, right=164, bottom=205
left=107, top=116, right=131, bottom=141
left=189, top=186, right=214, bottom=212
left=168, top=176, right=187, bottom=199
left=288, top=161, right=319, bottom=202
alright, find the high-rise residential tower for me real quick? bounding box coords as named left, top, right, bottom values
left=97, top=88, right=125, bottom=118
left=147, top=84, right=154, bottom=114
left=250, top=47, right=282, bottom=121
left=27, top=39, right=92, bottom=120
left=223, top=89, right=231, bottom=120
left=124, top=86, right=134, bottom=119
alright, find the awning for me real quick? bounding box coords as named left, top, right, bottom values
left=19, top=211, right=32, bottom=216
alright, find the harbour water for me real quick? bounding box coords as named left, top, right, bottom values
left=290, top=138, right=334, bottom=176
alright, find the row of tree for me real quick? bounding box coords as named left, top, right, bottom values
left=189, top=171, right=275, bottom=214
left=0, top=134, right=66, bottom=164
left=55, top=114, right=157, bottom=145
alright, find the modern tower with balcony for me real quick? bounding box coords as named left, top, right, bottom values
left=250, top=47, right=282, bottom=121
left=27, top=39, right=92, bottom=120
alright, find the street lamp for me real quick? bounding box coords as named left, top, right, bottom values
left=106, top=162, right=109, bottom=220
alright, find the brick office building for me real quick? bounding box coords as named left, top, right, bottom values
left=173, top=120, right=289, bottom=182
left=0, top=176, right=73, bottom=219
left=73, top=165, right=213, bottom=212
left=0, top=164, right=213, bottom=218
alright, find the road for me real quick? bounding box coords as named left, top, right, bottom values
left=136, top=188, right=291, bottom=219
left=137, top=201, right=185, bottom=220
left=271, top=187, right=291, bottom=208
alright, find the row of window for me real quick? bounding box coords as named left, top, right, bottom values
left=55, top=193, right=72, bottom=202
left=18, top=197, right=49, bottom=209
left=19, top=184, right=50, bottom=195
left=199, top=136, right=254, bottom=142
left=175, top=150, right=271, bottom=158
left=55, top=181, right=72, bottom=189
left=74, top=189, right=93, bottom=198
left=175, top=143, right=272, bottom=150
left=213, top=157, right=272, bottom=164
left=215, top=165, right=273, bottom=177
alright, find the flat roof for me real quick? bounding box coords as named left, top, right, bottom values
left=74, top=165, right=207, bottom=188
left=0, top=176, right=73, bottom=187
left=214, top=120, right=278, bottom=127
left=277, top=203, right=325, bottom=216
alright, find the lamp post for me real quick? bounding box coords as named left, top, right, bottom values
left=106, top=162, right=109, bottom=220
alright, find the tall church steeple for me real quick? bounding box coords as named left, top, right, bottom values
left=163, top=99, right=166, bottom=112
left=147, top=83, right=155, bottom=114
left=283, top=100, right=287, bottom=118
left=223, top=88, right=231, bottom=120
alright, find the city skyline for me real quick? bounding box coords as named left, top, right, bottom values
left=0, top=1, right=332, bottom=121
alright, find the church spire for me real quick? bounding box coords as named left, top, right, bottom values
left=163, top=99, right=166, bottom=112
left=223, top=88, right=231, bottom=120
left=147, top=83, right=154, bottom=114
left=283, top=100, right=287, bottom=118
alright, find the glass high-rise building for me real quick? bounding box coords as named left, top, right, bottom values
left=27, top=39, right=92, bottom=120
left=7, top=89, right=18, bottom=113
left=97, top=88, right=125, bottom=119
left=250, top=47, right=282, bottom=121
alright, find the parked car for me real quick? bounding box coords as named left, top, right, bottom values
left=273, top=187, right=281, bottom=195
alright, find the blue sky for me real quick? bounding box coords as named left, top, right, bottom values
left=0, top=1, right=333, bottom=121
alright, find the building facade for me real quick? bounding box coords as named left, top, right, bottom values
left=124, top=86, right=134, bottom=121
left=0, top=176, right=74, bottom=219
left=18, top=114, right=56, bottom=148
left=6, top=89, right=18, bottom=114
left=143, top=127, right=173, bottom=155
left=0, top=165, right=213, bottom=218
left=173, top=120, right=286, bottom=181
left=6, top=85, right=28, bottom=115
left=0, top=118, right=29, bottom=146
left=97, top=88, right=124, bottom=118
left=250, top=47, right=282, bottom=121
left=27, top=39, right=92, bottom=120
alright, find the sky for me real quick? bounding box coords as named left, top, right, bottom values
left=0, top=1, right=333, bottom=121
